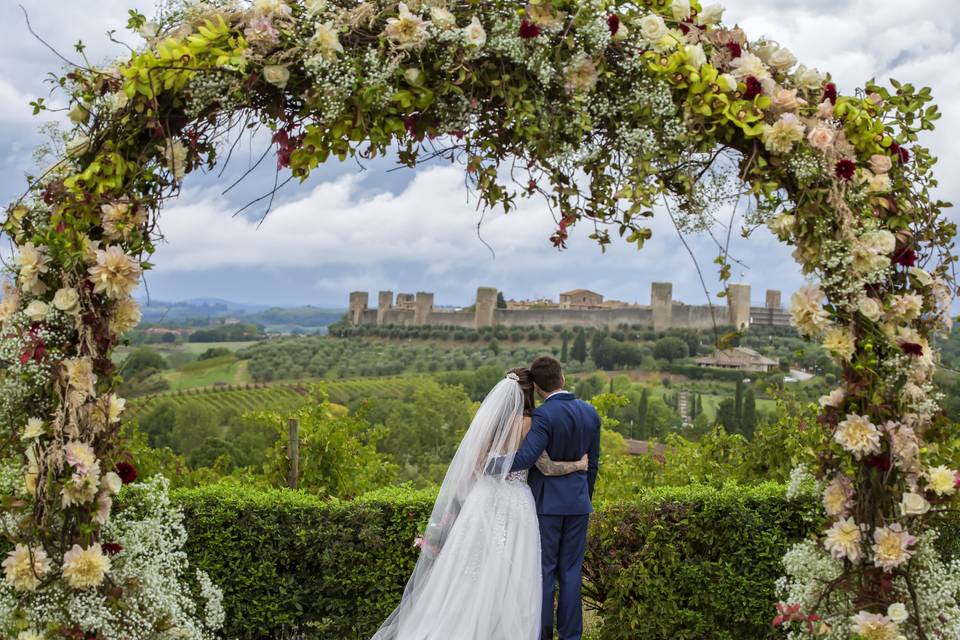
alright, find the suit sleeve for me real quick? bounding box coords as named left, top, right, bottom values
left=510, top=412, right=549, bottom=471
left=587, top=409, right=601, bottom=498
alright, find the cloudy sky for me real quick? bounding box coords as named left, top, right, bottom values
left=0, top=0, right=956, bottom=309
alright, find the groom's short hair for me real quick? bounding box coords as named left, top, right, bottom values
left=530, top=356, right=563, bottom=392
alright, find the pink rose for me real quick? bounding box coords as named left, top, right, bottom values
left=869, top=154, right=892, bottom=174
left=807, top=125, right=835, bottom=151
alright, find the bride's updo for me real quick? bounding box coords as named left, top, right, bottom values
left=508, top=368, right=536, bottom=417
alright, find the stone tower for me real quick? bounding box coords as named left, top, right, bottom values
left=765, top=289, right=782, bottom=310
left=348, top=291, right=368, bottom=326
left=651, top=282, right=673, bottom=332
left=414, top=291, right=434, bottom=325
left=475, top=287, right=498, bottom=328
left=728, top=283, right=752, bottom=330
left=377, top=291, right=393, bottom=326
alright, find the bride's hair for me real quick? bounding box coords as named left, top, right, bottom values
left=509, top=368, right=536, bottom=417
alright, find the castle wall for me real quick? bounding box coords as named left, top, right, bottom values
left=475, top=287, right=498, bottom=329
left=426, top=310, right=476, bottom=327
left=672, top=303, right=727, bottom=329
left=381, top=308, right=416, bottom=326
left=492, top=307, right=655, bottom=329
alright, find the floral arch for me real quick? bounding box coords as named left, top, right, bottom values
left=0, top=0, right=957, bottom=637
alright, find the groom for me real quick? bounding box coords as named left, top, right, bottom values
left=511, top=356, right=601, bottom=640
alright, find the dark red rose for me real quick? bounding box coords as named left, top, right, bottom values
left=678, top=23, right=691, bottom=35
left=607, top=14, right=620, bottom=35
left=834, top=159, right=856, bottom=181
left=519, top=18, right=541, bottom=39
left=743, top=76, right=762, bottom=100
left=725, top=42, right=742, bottom=58
left=116, top=462, right=138, bottom=484
left=901, top=342, right=924, bottom=357
left=890, top=142, right=910, bottom=164
left=893, top=247, right=917, bottom=267
left=866, top=455, right=892, bottom=471
left=102, top=542, right=123, bottom=555
left=823, top=82, right=838, bottom=105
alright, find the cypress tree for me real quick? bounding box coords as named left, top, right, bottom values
left=742, top=388, right=757, bottom=438
left=637, top=387, right=650, bottom=439
left=561, top=333, right=569, bottom=362
left=734, top=379, right=745, bottom=431
left=571, top=329, right=588, bottom=363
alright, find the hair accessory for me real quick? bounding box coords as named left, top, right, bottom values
left=506, top=372, right=520, bottom=382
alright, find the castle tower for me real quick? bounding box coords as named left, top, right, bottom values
left=348, top=291, right=369, bottom=326
left=475, top=287, right=498, bottom=329
left=414, top=291, right=434, bottom=325
left=765, top=289, right=782, bottom=310
left=377, top=291, right=393, bottom=326
left=728, top=283, right=752, bottom=330
left=651, top=282, right=673, bottom=331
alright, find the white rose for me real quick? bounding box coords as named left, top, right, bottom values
left=263, top=65, right=290, bottom=88
left=403, top=67, right=422, bottom=84
left=53, top=287, right=80, bottom=314
left=696, top=3, right=724, bottom=26
left=684, top=44, right=706, bottom=69
left=899, top=492, right=930, bottom=517
left=909, top=267, right=933, bottom=287
left=769, top=47, right=797, bottom=72
left=794, top=65, right=823, bottom=91
left=462, top=16, right=486, bottom=47
left=103, top=471, right=123, bottom=496
left=638, top=14, right=668, bottom=42
left=717, top=73, right=737, bottom=92
left=68, top=103, right=89, bottom=124
left=671, top=0, right=691, bottom=21
left=24, top=300, right=48, bottom=322
left=887, top=602, right=909, bottom=624
left=857, top=297, right=882, bottom=321
left=862, top=229, right=896, bottom=255
left=430, top=6, right=456, bottom=29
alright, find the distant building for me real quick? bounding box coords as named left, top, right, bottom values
left=506, top=298, right=559, bottom=310
left=695, top=347, right=780, bottom=373
left=559, top=289, right=605, bottom=310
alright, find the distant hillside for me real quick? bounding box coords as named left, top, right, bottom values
left=138, top=298, right=345, bottom=331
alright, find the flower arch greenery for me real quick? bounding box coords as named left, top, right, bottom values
left=1, top=0, right=957, bottom=637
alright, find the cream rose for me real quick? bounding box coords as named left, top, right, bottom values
left=671, top=0, right=691, bottom=21
left=772, top=87, right=803, bottom=112
left=53, top=287, right=80, bottom=314
left=768, top=47, right=796, bottom=72
left=887, top=603, right=909, bottom=624
left=794, top=65, right=823, bottom=91
left=857, top=297, right=882, bottom=321
left=69, top=103, right=90, bottom=124
left=462, top=17, right=486, bottom=47
left=900, top=492, right=930, bottom=516
left=263, top=65, right=291, bottom=88
left=24, top=300, right=48, bottom=322
left=638, top=14, right=668, bottom=42
left=103, top=471, right=123, bottom=496
left=696, top=3, right=724, bottom=26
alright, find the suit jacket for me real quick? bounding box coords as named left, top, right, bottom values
left=511, top=391, right=601, bottom=515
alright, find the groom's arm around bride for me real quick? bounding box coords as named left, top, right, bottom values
left=510, top=356, right=600, bottom=640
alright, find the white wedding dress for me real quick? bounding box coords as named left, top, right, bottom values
left=371, top=375, right=574, bottom=640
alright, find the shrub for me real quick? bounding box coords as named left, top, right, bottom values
left=173, top=483, right=838, bottom=640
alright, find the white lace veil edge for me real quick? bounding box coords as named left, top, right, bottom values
left=370, top=376, right=525, bottom=640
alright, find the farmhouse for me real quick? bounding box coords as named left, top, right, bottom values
left=559, top=289, right=605, bottom=310
left=695, top=347, right=780, bottom=373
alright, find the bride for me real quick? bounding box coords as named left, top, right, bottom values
left=371, top=368, right=587, bottom=640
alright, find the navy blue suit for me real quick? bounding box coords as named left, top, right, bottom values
left=511, top=392, right=600, bottom=640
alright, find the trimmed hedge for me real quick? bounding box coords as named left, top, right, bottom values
left=174, top=482, right=829, bottom=639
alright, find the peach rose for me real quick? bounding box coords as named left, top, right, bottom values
left=807, top=125, right=835, bottom=151
left=869, top=154, right=893, bottom=174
